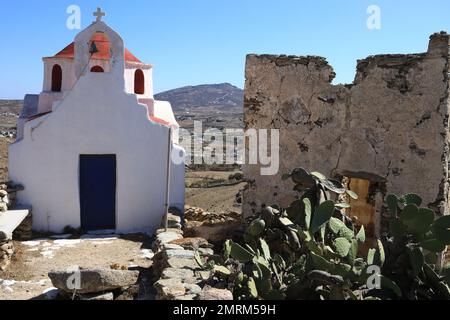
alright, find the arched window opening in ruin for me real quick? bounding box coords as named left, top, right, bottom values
left=51, top=64, right=62, bottom=92
left=134, top=69, right=145, bottom=94
left=90, top=66, right=105, bottom=73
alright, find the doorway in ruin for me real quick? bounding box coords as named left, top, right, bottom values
left=340, top=173, right=386, bottom=250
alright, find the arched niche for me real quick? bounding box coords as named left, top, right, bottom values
left=91, top=66, right=105, bottom=73
left=51, top=64, right=62, bottom=92
left=134, top=69, right=145, bottom=94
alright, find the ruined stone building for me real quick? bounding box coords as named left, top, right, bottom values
left=243, top=32, right=450, bottom=237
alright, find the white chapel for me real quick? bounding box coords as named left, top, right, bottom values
left=8, top=9, right=185, bottom=234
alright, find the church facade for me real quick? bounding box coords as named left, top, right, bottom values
left=9, top=11, right=185, bottom=234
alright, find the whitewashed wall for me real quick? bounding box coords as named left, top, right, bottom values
left=124, top=65, right=153, bottom=99
left=9, top=21, right=185, bottom=234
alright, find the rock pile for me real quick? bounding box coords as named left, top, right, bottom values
left=184, top=206, right=240, bottom=225
left=0, top=213, right=32, bottom=271
left=0, top=183, right=30, bottom=270
left=0, top=185, right=11, bottom=213
left=165, top=211, right=183, bottom=229
left=0, top=183, right=23, bottom=213
left=48, top=268, right=140, bottom=300
left=184, top=206, right=242, bottom=243
left=0, top=241, right=13, bottom=271
left=152, top=213, right=233, bottom=300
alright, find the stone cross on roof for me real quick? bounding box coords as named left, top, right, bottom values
left=93, top=7, right=106, bottom=22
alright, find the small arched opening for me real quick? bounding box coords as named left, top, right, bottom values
left=134, top=69, right=145, bottom=94
left=90, top=66, right=105, bottom=73
left=51, top=64, right=62, bottom=92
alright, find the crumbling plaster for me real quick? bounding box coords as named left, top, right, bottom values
left=243, top=32, right=450, bottom=221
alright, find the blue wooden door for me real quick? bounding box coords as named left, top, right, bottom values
left=79, top=155, right=116, bottom=231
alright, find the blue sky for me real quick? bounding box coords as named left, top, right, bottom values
left=1, top=0, right=450, bottom=99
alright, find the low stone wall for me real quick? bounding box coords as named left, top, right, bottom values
left=0, top=240, right=13, bottom=271
left=0, top=183, right=21, bottom=213
left=184, top=206, right=242, bottom=243
left=0, top=182, right=30, bottom=271
left=0, top=187, right=9, bottom=213
left=152, top=214, right=233, bottom=300
left=0, top=214, right=31, bottom=271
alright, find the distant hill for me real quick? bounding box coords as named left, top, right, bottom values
left=0, top=83, right=244, bottom=132
left=155, top=83, right=243, bottom=111
left=0, top=100, right=22, bottom=115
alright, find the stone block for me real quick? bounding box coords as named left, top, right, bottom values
left=48, top=268, right=139, bottom=294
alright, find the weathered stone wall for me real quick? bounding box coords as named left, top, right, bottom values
left=0, top=183, right=18, bottom=213
left=152, top=214, right=233, bottom=300
left=243, top=32, right=450, bottom=227
left=0, top=240, right=13, bottom=271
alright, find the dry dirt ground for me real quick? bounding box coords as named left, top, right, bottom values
left=0, top=234, right=153, bottom=300
left=185, top=170, right=245, bottom=213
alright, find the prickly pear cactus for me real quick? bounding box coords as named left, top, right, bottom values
left=196, top=168, right=450, bottom=300
left=379, top=193, right=450, bottom=299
